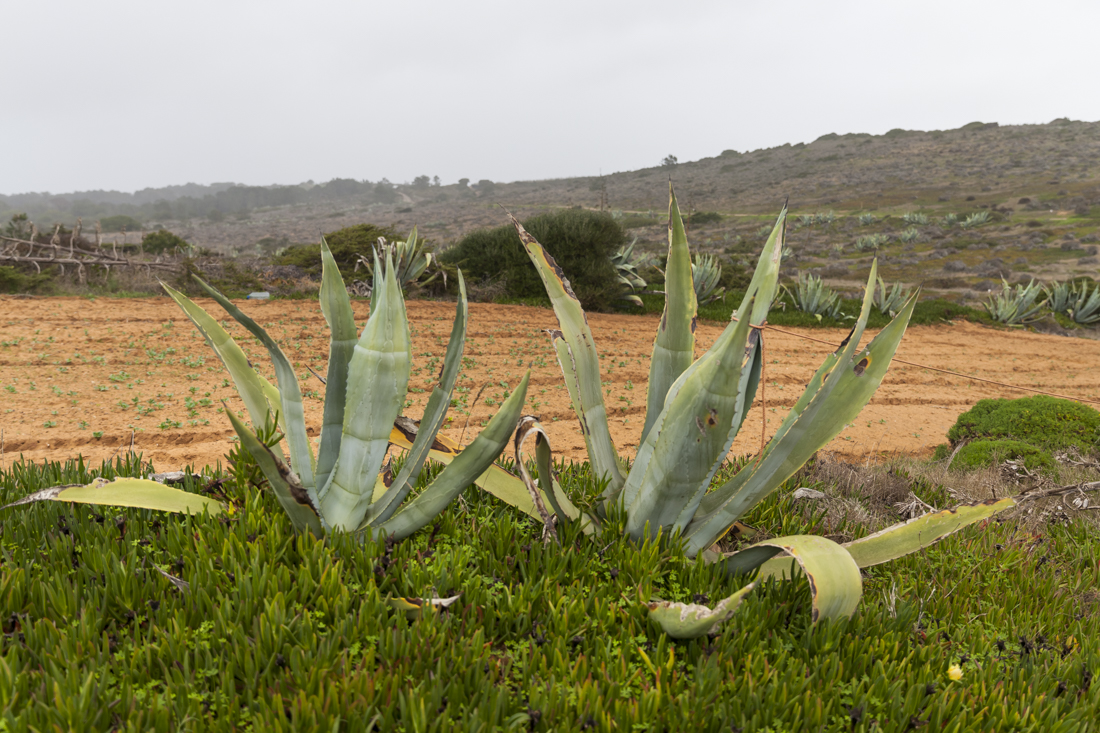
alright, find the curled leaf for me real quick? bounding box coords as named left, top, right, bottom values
left=647, top=583, right=755, bottom=639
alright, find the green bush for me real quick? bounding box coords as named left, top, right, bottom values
left=274, top=223, right=402, bottom=279
left=142, top=229, right=191, bottom=255
left=688, top=211, right=723, bottom=227
left=950, top=439, right=1054, bottom=471
left=946, top=396, right=1100, bottom=455
left=98, top=214, right=144, bottom=232
left=0, top=265, right=54, bottom=294
left=440, top=209, right=624, bottom=311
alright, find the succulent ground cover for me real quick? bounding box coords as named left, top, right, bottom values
left=2, top=452, right=1099, bottom=731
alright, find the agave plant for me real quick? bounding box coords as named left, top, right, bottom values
left=873, top=275, right=912, bottom=317
left=788, top=271, right=846, bottom=319
left=898, top=228, right=921, bottom=243
left=353, top=226, right=442, bottom=294
left=855, top=233, right=889, bottom=251
left=960, top=211, right=991, bottom=229
left=4, top=243, right=530, bottom=539
left=1044, top=279, right=1100, bottom=324
left=692, top=253, right=726, bottom=305
left=942, top=213, right=958, bottom=227
left=901, top=212, right=929, bottom=226
left=491, top=183, right=1020, bottom=636
left=983, top=278, right=1046, bottom=325
left=610, top=238, right=649, bottom=307
left=858, top=213, right=876, bottom=226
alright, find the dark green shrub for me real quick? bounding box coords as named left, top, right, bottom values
left=946, top=396, right=1100, bottom=455
left=142, top=229, right=191, bottom=254
left=98, top=214, right=144, bottom=232
left=274, top=223, right=402, bottom=279
left=688, top=211, right=723, bottom=227
left=440, top=209, right=624, bottom=311
left=0, top=265, right=55, bottom=294
left=951, top=439, right=1054, bottom=471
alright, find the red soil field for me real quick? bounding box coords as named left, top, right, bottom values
left=2, top=296, right=1098, bottom=474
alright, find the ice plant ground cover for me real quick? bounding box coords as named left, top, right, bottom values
left=1, top=453, right=1099, bottom=730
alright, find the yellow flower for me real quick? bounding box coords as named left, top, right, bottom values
left=947, top=664, right=963, bottom=681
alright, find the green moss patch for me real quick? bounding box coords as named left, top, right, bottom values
left=946, top=396, right=1100, bottom=455
left=952, top=439, right=1055, bottom=471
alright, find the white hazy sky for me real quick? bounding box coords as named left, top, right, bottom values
left=4, top=0, right=1099, bottom=195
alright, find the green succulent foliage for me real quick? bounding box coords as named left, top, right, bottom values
left=1044, top=279, right=1100, bottom=324
left=902, top=212, right=929, bottom=226
left=691, top=253, right=726, bottom=305
left=874, top=275, right=913, bottom=317
left=787, top=271, right=846, bottom=319
left=961, top=211, right=991, bottom=229
left=352, top=226, right=443, bottom=294
left=488, top=182, right=1024, bottom=634
left=5, top=456, right=1099, bottom=731
left=610, top=238, right=649, bottom=307
left=855, top=233, right=889, bottom=251
left=983, top=278, right=1046, bottom=325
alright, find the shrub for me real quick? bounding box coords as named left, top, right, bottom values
left=951, top=439, right=1054, bottom=471
left=439, top=209, right=623, bottom=311
left=274, top=223, right=402, bottom=279
left=688, top=211, right=723, bottom=227
left=98, top=214, right=143, bottom=232
left=141, top=229, right=191, bottom=254
left=946, top=395, right=1100, bottom=455
left=0, top=265, right=54, bottom=294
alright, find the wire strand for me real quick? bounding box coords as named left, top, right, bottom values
left=755, top=322, right=1100, bottom=407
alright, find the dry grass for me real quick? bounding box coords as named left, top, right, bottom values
left=785, top=450, right=1100, bottom=542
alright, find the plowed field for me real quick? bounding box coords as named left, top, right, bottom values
left=2, top=296, right=1099, bottom=472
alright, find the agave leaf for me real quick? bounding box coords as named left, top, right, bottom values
left=685, top=263, right=919, bottom=555
left=225, top=409, right=325, bottom=536
left=532, top=419, right=586, bottom=527
left=374, top=373, right=529, bottom=540
left=843, top=497, right=1016, bottom=568
left=647, top=583, right=755, bottom=639
left=1, top=477, right=222, bottom=516
left=641, top=182, right=697, bottom=446
left=722, top=534, right=861, bottom=623
left=387, top=423, right=549, bottom=522
left=737, top=207, right=787, bottom=327
left=622, top=296, right=757, bottom=540
left=511, top=215, right=624, bottom=493
left=315, top=238, right=359, bottom=494
left=324, top=250, right=411, bottom=531
left=192, top=276, right=317, bottom=492
left=512, top=416, right=586, bottom=530
left=366, top=272, right=468, bottom=526
left=161, top=283, right=285, bottom=456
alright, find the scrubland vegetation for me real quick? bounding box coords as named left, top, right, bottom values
left=2, top=122, right=1100, bottom=731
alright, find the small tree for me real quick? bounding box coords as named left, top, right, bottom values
left=142, top=229, right=192, bottom=255
left=662, top=154, right=678, bottom=167
left=412, top=175, right=431, bottom=188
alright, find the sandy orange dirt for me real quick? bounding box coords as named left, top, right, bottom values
left=2, top=296, right=1099, bottom=474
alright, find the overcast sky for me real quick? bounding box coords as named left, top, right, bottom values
left=4, top=0, right=1099, bottom=195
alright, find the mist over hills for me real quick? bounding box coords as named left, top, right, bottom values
left=2, top=118, right=1098, bottom=250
